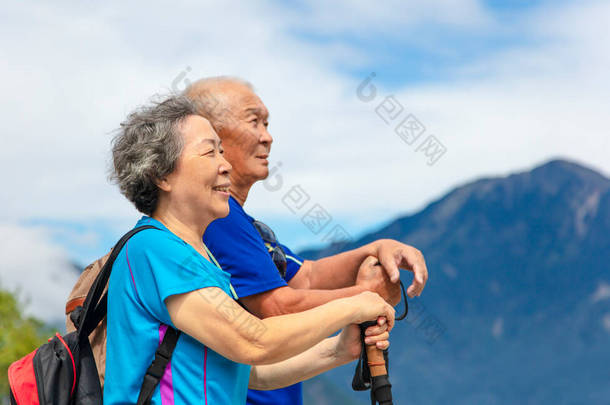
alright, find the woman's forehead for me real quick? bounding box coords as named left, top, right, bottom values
left=182, top=115, right=220, bottom=145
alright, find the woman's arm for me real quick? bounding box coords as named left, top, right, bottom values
left=166, top=287, right=394, bottom=366
left=249, top=322, right=390, bottom=390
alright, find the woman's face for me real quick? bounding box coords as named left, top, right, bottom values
left=162, top=115, right=232, bottom=223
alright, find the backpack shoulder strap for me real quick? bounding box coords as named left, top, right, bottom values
left=76, top=223, right=182, bottom=403
left=78, top=225, right=159, bottom=340
left=136, top=326, right=181, bottom=405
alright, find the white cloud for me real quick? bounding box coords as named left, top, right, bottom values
left=248, top=0, right=610, bottom=225
left=281, top=0, right=493, bottom=37
left=0, top=0, right=608, bottom=246
left=0, top=223, right=78, bottom=325
left=2, top=0, right=606, bottom=335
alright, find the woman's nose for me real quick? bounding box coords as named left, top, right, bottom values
left=219, top=155, right=232, bottom=174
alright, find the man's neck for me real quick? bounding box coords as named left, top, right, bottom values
left=229, top=175, right=253, bottom=206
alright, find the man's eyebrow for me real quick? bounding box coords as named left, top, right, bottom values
left=244, top=107, right=269, bottom=119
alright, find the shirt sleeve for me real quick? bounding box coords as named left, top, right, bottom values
left=279, top=243, right=304, bottom=282
left=203, top=204, right=288, bottom=298
left=126, top=229, right=228, bottom=326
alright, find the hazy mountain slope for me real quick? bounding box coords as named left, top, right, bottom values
left=301, top=159, right=610, bottom=404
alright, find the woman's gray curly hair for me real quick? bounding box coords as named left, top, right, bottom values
left=110, top=95, right=199, bottom=216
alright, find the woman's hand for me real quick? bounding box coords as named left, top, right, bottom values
left=348, top=291, right=396, bottom=331
left=336, top=318, right=390, bottom=362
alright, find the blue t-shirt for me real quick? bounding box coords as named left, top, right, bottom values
left=203, top=196, right=305, bottom=405
left=104, top=216, right=251, bottom=405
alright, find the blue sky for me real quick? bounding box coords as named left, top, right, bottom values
left=1, top=0, right=609, bottom=319
left=281, top=0, right=568, bottom=87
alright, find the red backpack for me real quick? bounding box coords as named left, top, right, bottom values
left=7, top=225, right=180, bottom=405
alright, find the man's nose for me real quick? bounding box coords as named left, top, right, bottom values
left=259, top=126, right=273, bottom=146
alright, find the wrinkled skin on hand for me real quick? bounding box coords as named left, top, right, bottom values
left=372, top=239, right=428, bottom=297
left=356, top=256, right=402, bottom=306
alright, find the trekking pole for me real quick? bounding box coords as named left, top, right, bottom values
left=361, top=320, right=394, bottom=405
left=353, top=281, right=408, bottom=405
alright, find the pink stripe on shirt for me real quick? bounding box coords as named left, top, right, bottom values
left=158, top=324, right=175, bottom=405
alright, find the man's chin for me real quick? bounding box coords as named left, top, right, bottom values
left=255, top=166, right=270, bottom=181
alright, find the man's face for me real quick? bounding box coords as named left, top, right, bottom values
left=218, top=84, right=272, bottom=187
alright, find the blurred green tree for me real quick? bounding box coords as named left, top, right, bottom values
left=0, top=286, right=50, bottom=398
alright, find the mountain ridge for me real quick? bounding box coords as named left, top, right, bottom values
left=300, top=158, right=609, bottom=258
left=300, top=157, right=610, bottom=404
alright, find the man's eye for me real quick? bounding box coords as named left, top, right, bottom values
left=202, top=150, right=215, bottom=156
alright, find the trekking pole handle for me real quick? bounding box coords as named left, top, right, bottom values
left=367, top=278, right=409, bottom=377
left=361, top=320, right=387, bottom=376
left=365, top=343, right=387, bottom=377
left=360, top=320, right=394, bottom=405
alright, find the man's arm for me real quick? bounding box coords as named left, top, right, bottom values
left=288, top=242, right=377, bottom=290
left=240, top=285, right=363, bottom=318
left=241, top=256, right=401, bottom=317
left=289, top=239, right=428, bottom=298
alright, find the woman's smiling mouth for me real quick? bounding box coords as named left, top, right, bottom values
left=212, top=183, right=230, bottom=196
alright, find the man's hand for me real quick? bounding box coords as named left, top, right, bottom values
left=372, top=239, right=428, bottom=298
left=356, top=256, right=402, bottom=306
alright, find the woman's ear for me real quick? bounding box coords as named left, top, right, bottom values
left=155, top=177, right=172, bottom=192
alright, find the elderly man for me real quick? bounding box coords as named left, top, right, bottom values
left=184, top=77, right=428, bottom=405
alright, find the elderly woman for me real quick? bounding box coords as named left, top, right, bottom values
left=104, top=95, right=394, bottom=404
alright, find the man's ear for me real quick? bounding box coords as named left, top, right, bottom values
left=155, top=177, right=171, bottom=192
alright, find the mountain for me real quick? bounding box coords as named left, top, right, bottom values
left=300, top=159, right=610, bottom=404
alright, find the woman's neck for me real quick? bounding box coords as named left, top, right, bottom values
left=152, top=209, right=210, bottom=258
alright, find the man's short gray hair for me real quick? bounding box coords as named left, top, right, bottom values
left=184, top=76, right=253, bottom=132
left=110, top=95, right=198, bottom=216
